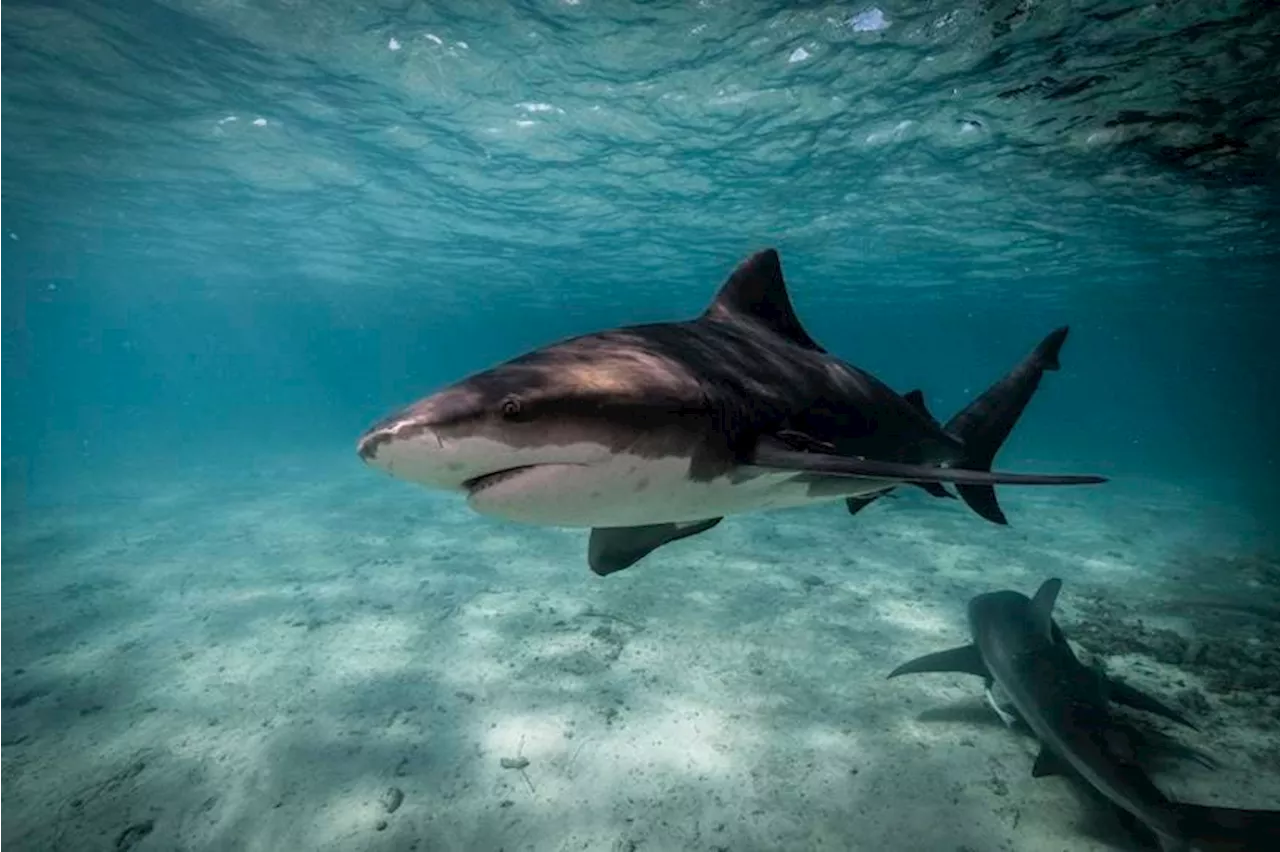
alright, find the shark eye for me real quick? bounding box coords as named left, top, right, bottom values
left=499, top=396, right=524, bottom=420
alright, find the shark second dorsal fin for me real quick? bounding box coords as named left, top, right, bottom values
left=903, top=389, right=939, bottom=424
left=703, top=249, right=825, bottom=351
left=1031, top=578, right=1063, bottom=639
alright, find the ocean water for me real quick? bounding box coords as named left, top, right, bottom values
left=2, top=1, right=1279, bottom=850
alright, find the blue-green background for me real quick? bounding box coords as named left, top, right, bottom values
left=4, top=0, right=1278, bottom=524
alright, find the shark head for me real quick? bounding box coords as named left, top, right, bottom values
left=356, top=330, right=717, bottom=526
left=356, top=249, right=820, bottom=530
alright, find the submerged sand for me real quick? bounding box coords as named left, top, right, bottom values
left=3, top=459, right=1278, bottom=851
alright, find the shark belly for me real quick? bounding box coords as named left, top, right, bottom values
left=465, top=452, right=893, bottom=527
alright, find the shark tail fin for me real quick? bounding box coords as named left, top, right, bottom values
left=944, top=327, right=1070, bottom=525
left=1175, top=802, right=1280, bottom=851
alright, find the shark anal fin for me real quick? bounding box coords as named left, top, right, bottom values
left=845, top=483, right=950, bottom=517
left=1031, top=745, right=1072, bottom=778
left=887, top=644, right=988, bottom=679
left=1106, top=677, right=1199, bottom=730
left=845, top=495, right=882, bottom=516
left=588, top=519, right=723, bottom=576
left=915, top=481, right=955, bottom=499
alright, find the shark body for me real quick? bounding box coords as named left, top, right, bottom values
left=358, top=249, right=1105, bottom=574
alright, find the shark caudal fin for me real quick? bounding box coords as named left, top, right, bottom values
left=943, top=327, right=1072, bottom=525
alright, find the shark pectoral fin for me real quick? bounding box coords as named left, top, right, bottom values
left=750, top=442, right=1107, bottom=487
left=1030, top=578, right=1063, bottom=640
left=887, top=644, right=988, bottom=679
left=587, top=519, right=723, bottom=576
left=1106, top=677, right=1199, bottom=730
left=1031, top=745, right=1072, bottom=778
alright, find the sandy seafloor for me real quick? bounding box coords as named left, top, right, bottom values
left=3, top=457, right=1279, bottom=852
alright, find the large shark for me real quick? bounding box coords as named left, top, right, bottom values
left=889, top=579, right=1280, bottom=851
left=357, top=249, right=1106, bottom=575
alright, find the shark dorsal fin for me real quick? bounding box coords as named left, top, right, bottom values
left=1031, top=578, right=1063, bottom=639
left=703, top=249, right=824, bottom=352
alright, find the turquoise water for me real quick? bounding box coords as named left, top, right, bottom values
left=3, top=2, right=1279, bottom=851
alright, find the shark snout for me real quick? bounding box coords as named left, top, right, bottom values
left=356, top=413, right=443, bottom=463
left=356, top=428, right=391, bottom=463
left=356, top=398, right=438, bottom=463
left=357, top=391, right=464, bottom=466
left=355, top=414, right=464, bottom=490
left=356, top=392, right=529, bottom=492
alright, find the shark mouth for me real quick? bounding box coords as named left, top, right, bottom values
left=462, top=465, right=542, bottom=494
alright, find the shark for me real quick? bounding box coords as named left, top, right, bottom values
left=357, top=248, right=1106, bottom=575
left=888, top=580, right=1198, bottom=732
left=889, top=579, right=1280, bottom=851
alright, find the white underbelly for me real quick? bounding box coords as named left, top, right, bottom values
left=465, top=452, right=892, bottom=527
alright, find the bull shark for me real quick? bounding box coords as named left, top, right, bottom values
left=889, top=579, right=1280, bottom=851
left=357, top=249, right=1106, bottom=575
